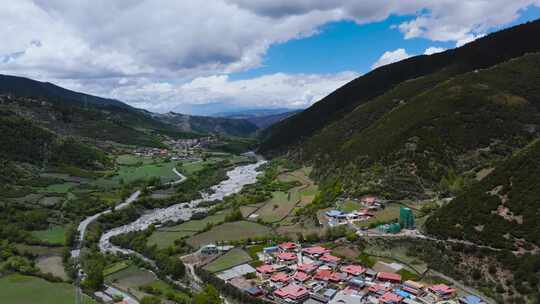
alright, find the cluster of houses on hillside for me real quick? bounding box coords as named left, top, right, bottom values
left=235, top=242, right=486, bottom=304
left=324, top=196, right=382, bottom=227
left=132, top=136, right=220, bottom=159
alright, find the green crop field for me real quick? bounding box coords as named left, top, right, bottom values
left=147, top=230, right=196, bottom=249
left=92, top=160, right=183, bottom=189
left=103, top=261, right=130, bottom=276
left=116, top=154, right=156, bottom=166
left=32, top=226, right=65, bottom=245
left=203, top=248, right=252, bottom=273
left=105, top=265, right=157, bottom=300
left=257, top=191, right=298, bottom=222
left=186, top=221, right=272, bottom=248
left=338, top=200, right=362, bottom=212
left=0, top=274, right=96, bottom=304
left=140, top=280, right=191, bottom=303
left=148, top=212, right=229, bottom=249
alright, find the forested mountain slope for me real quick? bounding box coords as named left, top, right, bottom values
left=426, top=139, right=540, bottom=251
left=156, top=112, right=259, bottom=137
left=306, top=53, right=540, bottom=198
left=260, top=18, right=540, bottom=154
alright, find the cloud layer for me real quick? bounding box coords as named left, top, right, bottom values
left=0, top=0, right=538, bottom=113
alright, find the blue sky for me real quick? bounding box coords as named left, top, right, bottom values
left=234, top=6, right=540, bottom=80
left=2, top=1, right=540, bottom=114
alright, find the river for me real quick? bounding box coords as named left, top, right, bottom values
left=99, top=158, right=266, bottom=255
left=71, top=156, right=265, bottom=303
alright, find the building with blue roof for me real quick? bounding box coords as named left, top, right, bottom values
left=459, top=295, right=485, bottom=304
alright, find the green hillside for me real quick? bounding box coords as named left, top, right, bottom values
left=260, top=18, right=540, bottom=154
left=426, top=139, right=540, bottom=250
left=0, top=110, right=109, bottom=170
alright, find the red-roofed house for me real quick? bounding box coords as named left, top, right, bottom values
left=271, top=272, right=290, bottom=283
left=292, top=271, right=310, bottom=282
left=429, top=284, right=457, bottom=299
left=313, top=269, right=333, bottom=281
left=362, top=196, right=377, bottom=205
left=274, top=284, right=309, bottom=302
left=368, top=284, right=390, bottom=296
left=303, top=246, right=331, bottom=257
left=377, top=272, right=402, bottom=283
left=340, top=264, right=366, bottom=276
left=279, top=242, right=298, bottom=251
left=319, top=254, right=342, bottom=265
left=296, top=263, right=317, bottom=273
left=380, top=292, right=404, bottom=304
left=256, top=264, right=275, bottom=278
left=277, top=252, right=297, bottom=264
left=312, top=269, right=344, bottom=283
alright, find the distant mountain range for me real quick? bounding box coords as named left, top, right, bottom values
left=0, top=74, right=295, bottom=145
left=155, top=111, right=259, bottom=137
left=213, top=108, right=302, bottom=129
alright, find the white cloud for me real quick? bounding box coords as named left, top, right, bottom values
left=371, top=48, right=412, bottom=69
left=101, top=71, right=359, bottom=113
left=397, top=0, right=540, bottom=44
left=0, top=1, right=538, bottom=112
left=424, top=46, right=446, bottom=55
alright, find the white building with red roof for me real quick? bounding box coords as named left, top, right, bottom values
left=274, top=284, right=309, bottom=302
left=292, top=271, right=310, bottom=283
left=319, top=254, right=342, bottom=265
left=296, top=263, right=318, bottom=273
left=277, top=252, right=297, bottom=264
left=303, top=246, right=331, bottom=257
left=256, top=264, right=275, bottom=279
left=278, top=242, right=298, bottom=251
left=377, top=272, right=402, bottom=283
left=428, top=284, right=457, bottom=299
left=341, top=264, right=366, bottom=276
left=270, top=272, right=290, bottom=284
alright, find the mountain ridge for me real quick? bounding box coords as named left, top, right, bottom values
left=260, top=18, right=540, bottom=154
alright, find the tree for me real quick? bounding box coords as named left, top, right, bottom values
left=141, top=295, right=161, bottom=304
left=193, top=285, right=222, bottom=304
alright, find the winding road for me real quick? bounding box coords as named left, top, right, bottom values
left=72, top=156, right=266, bottom=303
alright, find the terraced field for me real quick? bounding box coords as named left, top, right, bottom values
left=249, top=167, right=319, bottom=223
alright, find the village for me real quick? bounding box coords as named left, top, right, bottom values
left=188, top=195, right=487, bottom=304
left=198, top=239, right=486, bottom=304
left=132, top=135, right=221, bottom=159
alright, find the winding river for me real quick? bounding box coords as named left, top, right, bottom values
left=98, top=158, right=267, bottom=255
left=71, top=156, right=266, bottom=303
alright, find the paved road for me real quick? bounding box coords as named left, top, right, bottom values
left=71, top=168, right=186, bottom=304
left=72, top=190, right=141, bottom=259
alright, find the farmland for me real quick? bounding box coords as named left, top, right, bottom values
left=36, top=256, right=68, bottom=280
left=246, top=167, right=319, bottom=223
left=105, top=265, right=157, bottom=300
left=147, top=212, right=229, bottom=249
left=203, top=248, right=252, bottom=273
left=186, top=221, right=272, bottom=248
left=0, top=274, right=96, bottom=304
left=31, top=226, right=65, bottom=245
